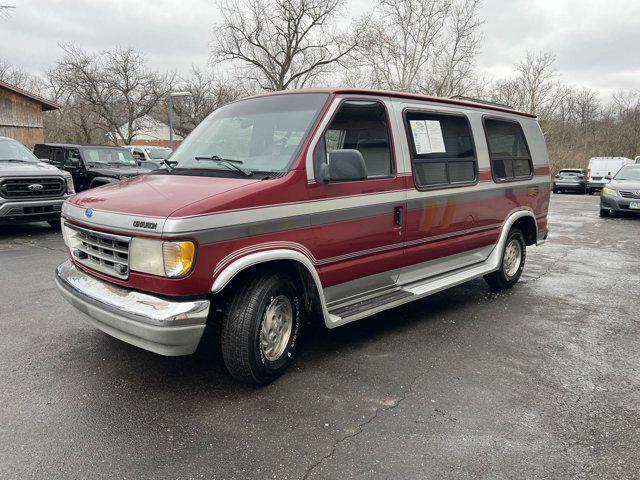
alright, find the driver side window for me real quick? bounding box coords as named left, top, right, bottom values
left=315, top=100, right=394, bottom=180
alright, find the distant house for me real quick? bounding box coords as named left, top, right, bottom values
left=0, top=80, right=60, bottom=146
left=113, top=115, right=183, bottom=147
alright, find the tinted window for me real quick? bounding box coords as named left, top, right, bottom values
left=316, top=100, right=393, bottom=179
left=405, top=112, right=476, bottom=188
left=485, top=118, right=532, bottom=180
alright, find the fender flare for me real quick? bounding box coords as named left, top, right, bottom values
left=90, top=177, right=118, bottom=188
left=210, top=249, right=334, bottom=326
left=486, top=209, right=538, bottom=272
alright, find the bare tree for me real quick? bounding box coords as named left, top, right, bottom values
left=170, top=66, right=246, bottom=136
left=0, top=58, right=43, bottom=93
left=50, top=44, right=174, bottom=144
left=212, top=0, right=357, bottom=91
left=345, top=0, right=482, bottom=95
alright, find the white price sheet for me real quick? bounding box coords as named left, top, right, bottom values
left=409, top=119, right=447, bottom=154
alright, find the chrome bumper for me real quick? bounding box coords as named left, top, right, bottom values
left=55, top=260, right=210, bottom=356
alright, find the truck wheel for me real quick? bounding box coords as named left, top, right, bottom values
left=221, top=273, right=302, bottom=385
left=588, top=188, right=594, bottom=195
left=484, top=228, right=526, bottom=290
left=553, top=188, right=559, bottom=194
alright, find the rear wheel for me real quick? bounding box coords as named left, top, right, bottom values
left=553, top=187, right=559, bottom=194
left=221, top=273, right=302, bottom=385
left=588, top=188, right=595, bottom=195
left=484, top=228, right=526, bottom=290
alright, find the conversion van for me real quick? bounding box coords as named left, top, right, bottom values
left=586, top=157, right=634, bottom=194
left=55, top=89, right=550, bottom=384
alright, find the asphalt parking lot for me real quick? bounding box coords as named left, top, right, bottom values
left=1, top=193, right=639, bottom=480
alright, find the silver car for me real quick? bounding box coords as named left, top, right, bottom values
left=600, top=164, right=640, bottom=217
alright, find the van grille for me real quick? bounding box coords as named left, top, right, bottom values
left=66, top=223, right=131, bottom=279
left=0, top=177, right=65, bottom=199
left=619, top=190, right=640, bottom=199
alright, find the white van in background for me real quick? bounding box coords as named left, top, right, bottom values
left=635, top=156, right=640, bottom=164
left=587, top=157, right=634, bottom=194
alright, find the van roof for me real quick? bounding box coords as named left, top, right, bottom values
left=245, top=88, right=537, bottom=119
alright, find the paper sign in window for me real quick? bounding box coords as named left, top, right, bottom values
left=410, top=120, right=432, bottom=154
left=425, top=120, right=446, bottom=153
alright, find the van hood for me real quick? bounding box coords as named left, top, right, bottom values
left=0, top=160, right=68, bottom=177
left=67, top=173, right=261, bottom=219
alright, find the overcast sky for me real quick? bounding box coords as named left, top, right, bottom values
left=1, top=0, right=639, bottom=99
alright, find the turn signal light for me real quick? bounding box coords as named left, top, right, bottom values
left=162, top=241, right=196, bottom=278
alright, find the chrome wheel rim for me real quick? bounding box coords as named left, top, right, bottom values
left=503, top=239, right=522, bottom=278
left=259, top=295, right=293, bottom=362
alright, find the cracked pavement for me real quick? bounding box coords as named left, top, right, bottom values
left=1, top=193, right=639, bottom=479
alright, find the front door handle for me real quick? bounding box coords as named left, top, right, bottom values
left=394, top=206, right=403, bottom=226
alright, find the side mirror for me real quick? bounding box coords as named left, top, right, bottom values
left=318, top=149, right=367, bottom=183
left=69, top=158, right=81, bottom=167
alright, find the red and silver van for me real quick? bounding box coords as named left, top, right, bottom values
left=55, top=89, right=550, bottom=384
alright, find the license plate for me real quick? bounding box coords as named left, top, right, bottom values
left=630, top=202, right=640, bottom=210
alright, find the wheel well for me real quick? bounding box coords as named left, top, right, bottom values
left=210, top=259, right=322, bottom=323
left=512, top=215, right=537, bottom=246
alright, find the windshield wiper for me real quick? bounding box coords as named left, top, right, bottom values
left=194, top=155, right=253, bottom=177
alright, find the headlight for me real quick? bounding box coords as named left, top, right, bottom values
left=129, top=238, right=195, bottom=278
left=602, top=187, right=617, bottom=197
left=65, top=176, right=75, bottom=195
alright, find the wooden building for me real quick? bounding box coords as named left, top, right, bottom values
left=0, top=80, right=60, bottom=146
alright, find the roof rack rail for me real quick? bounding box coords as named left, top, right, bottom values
left=450, top=95, right=515, bottom=111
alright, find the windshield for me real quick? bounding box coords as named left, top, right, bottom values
left=614, top=166, right=640, bottom=181
left=82, top=148, right=136, bottom=166
left=0, top=138, right=39, bottom=162
left=169, top=93, right=329, bottom=174
left=145, top=147, right=172, bottom=160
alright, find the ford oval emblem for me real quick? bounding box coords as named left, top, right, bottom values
left=85, top=208, right=94, bottom=218
left=28, top=184, right=44, bottom=191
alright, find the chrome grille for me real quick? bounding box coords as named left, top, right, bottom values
left=0, top=177, right=65, bottom=199
left=619, top=190, right=640, bottom=199
left=65, top=223, right=131, bottom=279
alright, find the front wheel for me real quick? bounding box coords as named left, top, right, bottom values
left=221, top=273, right=302, bottom=385
left=484, top=228, right=526, bottom=290
left=588, top=188, right=595, bottom=195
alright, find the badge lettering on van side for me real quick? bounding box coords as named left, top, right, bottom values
left=133, top=220, right=158, bottom=230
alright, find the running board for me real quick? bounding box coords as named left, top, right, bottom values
left=330, top=289, right=414, bottom=320
left=325, top=261, right=496, bottom=328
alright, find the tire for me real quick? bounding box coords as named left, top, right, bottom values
left=484, top=228, right=526, bottom=290
left=221, top=273, right=302, bottom=385
left=581, top=185, right=587, bottom=194
left=599, top=208, right=609, bottom=217
left=588, top=188, right=594, bottom=195
left=47, top=220, right=61, bottom=229
left=553, top=188, right=559, bottom=194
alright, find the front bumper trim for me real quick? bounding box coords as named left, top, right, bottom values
left=55, top=260, right=210, bottom=356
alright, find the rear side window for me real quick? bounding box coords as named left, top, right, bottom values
left=484, top=118, right=533, bottom=181
left=405, top=111, right=477, bottom=189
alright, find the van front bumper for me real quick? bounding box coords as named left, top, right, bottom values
left=55, top=260, right=210, bottom=356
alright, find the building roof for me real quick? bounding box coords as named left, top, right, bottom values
left=0, top=79, right=61, bottom=111
left=243, top=88, right=537, bottom=119
left=117, top=115, right=183, bottom=142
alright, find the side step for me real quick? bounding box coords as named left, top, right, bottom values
left=330, top=289, right=414, bottom=320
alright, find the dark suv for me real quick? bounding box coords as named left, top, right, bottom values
left=33, top=144, right=151, bottom=192
left=553, top=169, right=587, bottom=194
